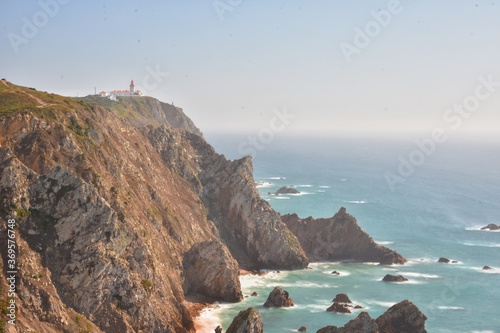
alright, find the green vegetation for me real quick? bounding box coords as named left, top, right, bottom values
left=0, top=91, right=38, bottom=117
left=141, top=279, right=153, bottom=294
left=15, top=208, right=28, bottom=219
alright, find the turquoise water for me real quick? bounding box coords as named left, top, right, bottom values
left=203, top=134, right=500, bottom=333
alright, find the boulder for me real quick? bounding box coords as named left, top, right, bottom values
left=250, top=291, right=258, bottom=297
left=375, top=300, right=427, bottom=333
left=331, top=271, right=340, bottom=275
left=226, top=307, right=263, bottom=333
left=298, top=326, right=307, bottom=332
left=318, top=312, right=378, bottom=333
left=275, top=186, right=300, bottom=195
left=481, top=223, right=500, bottom=230
left=318, top=300, right=427, bottom=333
left=332, top=294, right=352, bottom=303
left=382, top=274, right=408, bottom=282
left=483, top=266, right=493, bottom=270
left=438, top=257, right=450, bottom=263
left=263, top=287, right=294, bottom=307
left=183, top=240, right=243, bottom=302
left=326, top=302, right=351, bottom=313
left=215, top=326, right=222, bottom=333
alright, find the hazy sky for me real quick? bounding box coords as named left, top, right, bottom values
left=1, top=0, right=500, bottom=137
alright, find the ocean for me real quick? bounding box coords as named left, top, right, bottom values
left=199, top=133, right=500, bottom=333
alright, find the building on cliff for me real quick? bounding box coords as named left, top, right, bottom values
left=99, top=80, right=143, bottom=100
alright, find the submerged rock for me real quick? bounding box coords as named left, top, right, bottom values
left=318, top=300, right=427, bottom=333
left=282, top=207, right=406, bottom=265
left=481, top=223, right=500, bottom=230
left=382, top=274, right=408, bottom=282
left=263, top=286, right=294, bottom=307
left=483, top=266, right=493, bottom=270
left=318, top=312, right=378, bottom=333
left=275, top=186, right=300, bottom=195
left=226, top=307, right=263, bottom=333
left=326, top=302, right=351, bottom=313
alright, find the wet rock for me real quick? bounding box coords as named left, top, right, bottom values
left=375, top=299, right=427, bottom=333
left=326, top=302, right=351, bottom=313
left=263, top=287, right=294, bottom=307
left=331, top=271, right=340, bottom=275
left=298, top=326, right=307, bottom=332
left=481, top=223, right=500, bottom=230
left=215, top=325, right=222, bottom=333
left=438, top=257, right=450, bottom=263
left=332, top=293, right=352, bottom=303
left=483, top=266, right=493, bottom=270
left=226, top=307, right=263, bottom=333
left=275, top=186, right=300, bottom=195
left=250, top=291, right=258, bottom=297
left=382, top=274, right=408, bottom=282
left=318, top=312, right=377, bottom=333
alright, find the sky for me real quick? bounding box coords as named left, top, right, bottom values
left=1, top=0, right=500, bottom=138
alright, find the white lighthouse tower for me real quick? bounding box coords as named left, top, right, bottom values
left=130, top=80, right=135, bottom=93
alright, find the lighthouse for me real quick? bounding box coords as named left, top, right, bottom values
left=130, top=80, right=135, bottom=93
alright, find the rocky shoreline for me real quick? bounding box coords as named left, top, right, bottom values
left=0, top=81, right=413, bottom=332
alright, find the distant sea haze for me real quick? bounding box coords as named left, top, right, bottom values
left=205, top=134, right=500, bottom=333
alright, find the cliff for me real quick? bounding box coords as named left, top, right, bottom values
left=0, top=80, right=406, bottom=332
left=282, top=207, right=406, bottom=264
left=0, top=80, right=306, bottom=332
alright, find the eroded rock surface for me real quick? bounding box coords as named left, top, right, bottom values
left=183, top=240, right=242, bottom=302
left=282, top=207, right=406, bottom=264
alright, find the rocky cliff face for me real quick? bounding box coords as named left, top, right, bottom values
left=143, top=126, right=308, bottom=270
left=0, top=82, right=218, bottom=331
left=183, top=240, right=242, bottom=302
left=282, top=207, right=406, bottom=264
left=0, top=80, right=407, bottom=332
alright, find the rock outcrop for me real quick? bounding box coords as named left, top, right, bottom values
left=282, top=207, right=406, bottom=264
left=382, top=274, right=408, bottom=282
left=318, top=312, right=378, bottom=333
left=318, top=300, right=427, bottom=333
left=333, top=293, right=352, bottom=303
left=481, top=223, right=500, bottom=230
left=375, top=300, right=427, bottom=333
left=183, top=240, right=242, bottom=302
left=326, top=302, right=351, bottom=314
left=226, top=307, right=263, bottom=333
left=263, top=286, right=294, bottom=307
left=0, top=81, right=416, bottom=332
left=144, top=126, right=309, bottom=270
left=483, top=266, right=493, bottom=270
left=438, top=257, right=450, bottom=263
left=274, top=186, right=300, bottom=195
